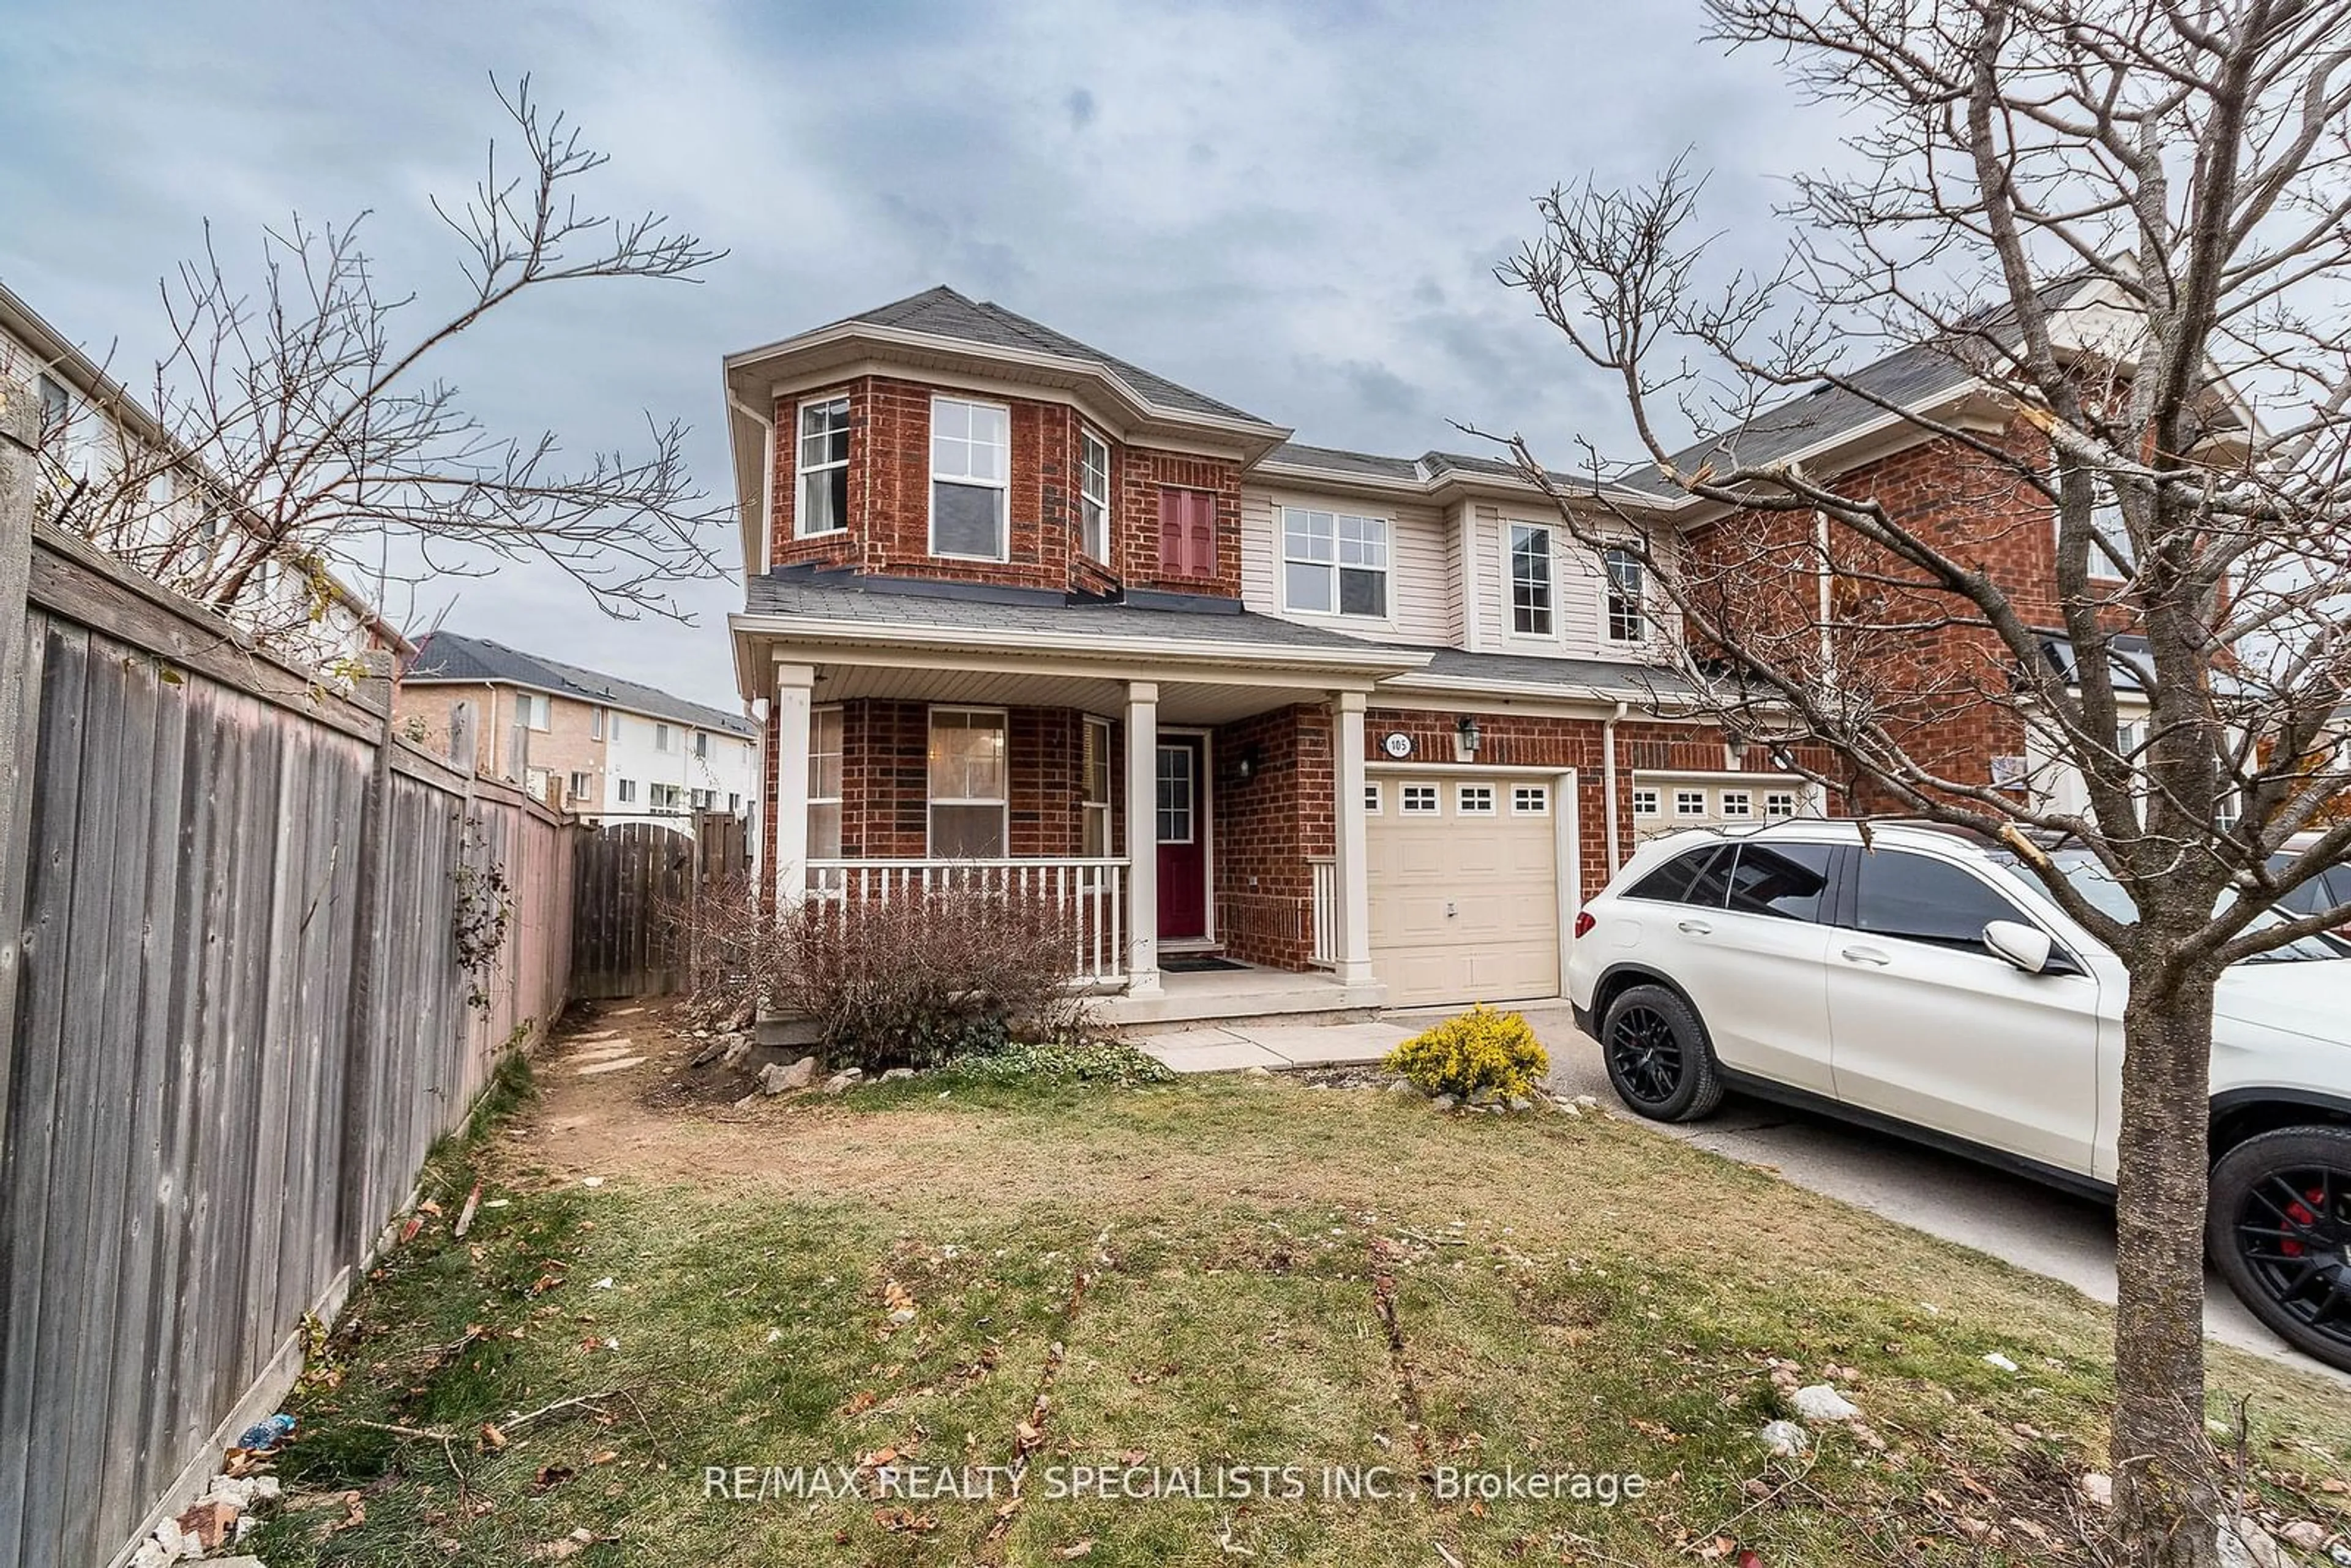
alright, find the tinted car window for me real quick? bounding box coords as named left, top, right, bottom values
left=1855, top=850, right=2029, bottom=948
left=1624, top=846, right=1721, bottom=904
left=2269, top=855, right=2350, bottom=921
left=1725, top=843, right=1835, bottom=922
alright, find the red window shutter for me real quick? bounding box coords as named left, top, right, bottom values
left=1186, top=492, right=1216, bottom=576
left=1157, top=487, right=1184, bottom=572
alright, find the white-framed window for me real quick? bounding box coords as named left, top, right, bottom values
left=691, top=787, right=715, bottom=811
left=928, top=707, right=1008, bottom=857
left=517, top=692, right=551, bottom=731
left=36, top=374, right=69, bottom=450
left=1078, top=429, right=1112, bottom=563
left=1457, top=784, right=1496, bottom=815
left=590, top=707, right=606, bottom=740
left=1633, top=787, right=1660, bottom=817
left=1605, top=546, right=1646, bottom=642
left=1764, top=791, right=1798, bottom=820
left=694, top=730, right=710, bottom=760
left=1512, top=784, right=1549, bottom=816
left=651, top=783, right=684, bottom=811
left=1401, top=784, right=1439, bottom=814
left=1281, top=507, right=1389, bottom=618
left=654, top=722, right=674, bottom=753
left=617, top=778, right=637, bottom=804
left=1720, top=790, right=1752, bottom=819
left=1509, top=523, right=1553, bottom=636
left=797, top=396, right=852, bottom=536
left=1081, top=716, right=1112, bottom=857
left=930, top=396, right=1010, bottom=560
left=729, top=792, right=742, bottom=813
left=1674, top=789, right=1707, bottom=817
left=567, top=771, right=592, bottom=801
left=1364, top=782, right=1382, bottom=814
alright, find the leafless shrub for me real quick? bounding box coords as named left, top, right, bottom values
left=661, top=874, right=1096, bottom=1071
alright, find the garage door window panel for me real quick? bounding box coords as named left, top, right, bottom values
left=1854, top=850, right=2033, bottom=951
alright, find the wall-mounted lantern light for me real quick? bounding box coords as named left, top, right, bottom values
left=1232, top=743, right=1264, bottom=782
left=1455, top=715, right=1483, bottom=758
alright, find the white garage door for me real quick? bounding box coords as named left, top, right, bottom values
left=1367, top=775, right=1563, bottom=1009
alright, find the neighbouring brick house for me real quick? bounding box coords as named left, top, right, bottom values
left=396, top=631, right=758, bottom=830
left=724, top=287, right=1850, bottom=1019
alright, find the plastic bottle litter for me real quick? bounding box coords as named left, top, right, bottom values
left=234, top=1413, right=296, bottom=1452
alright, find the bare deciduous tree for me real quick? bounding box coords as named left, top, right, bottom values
left=31, top=74, right=727, bottom=656
left=1489, top=4, right=2351, bottom=1563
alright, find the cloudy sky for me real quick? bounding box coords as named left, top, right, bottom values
left=1, top=0, right=1842, bottom=708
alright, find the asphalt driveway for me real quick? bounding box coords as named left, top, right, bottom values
left=1502, top=1003, right=2346, bottom=1382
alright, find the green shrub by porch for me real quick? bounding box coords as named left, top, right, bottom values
left=1384, top=1004, right=1550, bottom=1100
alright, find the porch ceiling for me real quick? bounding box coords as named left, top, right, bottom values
left=811, top=662, right=1332, bottom=725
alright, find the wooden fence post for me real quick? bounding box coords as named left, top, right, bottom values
left=0, top=380, right=41, bottom=1219
left=333, top=649, right=399, bottom=1262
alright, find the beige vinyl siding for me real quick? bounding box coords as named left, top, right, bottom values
left=1473, top=504, right=1677, bottom=662
left=1239, top=486, right=1453, bottom=645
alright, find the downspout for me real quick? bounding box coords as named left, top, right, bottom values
left=1603, top=699, right=1629, bottom=875
left=728, top=394, right=775, bottom=579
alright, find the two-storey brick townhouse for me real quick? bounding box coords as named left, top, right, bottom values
left=722, top=287, right=1845, bottom=1019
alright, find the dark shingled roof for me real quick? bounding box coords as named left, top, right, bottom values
left=844, top=286, right=1269, bottom=427
left=1613, top=277, right=2102, bottom=500
left=1262, top=441, right=1425, bottom=481
left=404, top=631, right=754, bottom=736
left=743, top=571, right=1406, bottom=658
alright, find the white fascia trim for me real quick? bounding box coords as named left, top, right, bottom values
left=727, top=611, right=1436, bottom=677
left=1377, top=670, right=1704, bottom=714
left=725, top=321, right=1288, bottom=446
left=1253, top=456, right=1668, bottom=516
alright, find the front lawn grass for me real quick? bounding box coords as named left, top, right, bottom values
left=247, top=1062, right=2351, bottom=1567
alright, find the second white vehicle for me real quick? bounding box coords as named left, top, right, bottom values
left=1566, top=820, right=2351, bottom=1371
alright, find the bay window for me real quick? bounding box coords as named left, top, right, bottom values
left=928, top=708, right=1008, bottom=857
left=797, top=396, right=850, bottom=536
left=809, top=706, right=843, bottom=859
left=1079, top=429, right=1112, bottom=563
left=931, top=397, right=1010, bottom=559
left=1282, top=507, right=1388, bottom=618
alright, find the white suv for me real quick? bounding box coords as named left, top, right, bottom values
left=1566, top=821, right=2351, bottom=1370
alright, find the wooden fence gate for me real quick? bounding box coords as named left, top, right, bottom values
left=569, top=812, right=748, bottom=999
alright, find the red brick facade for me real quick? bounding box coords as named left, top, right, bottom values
left=767, top=376, right=1243, bottom=598
left=1210, top=705, right=1335, bottom=969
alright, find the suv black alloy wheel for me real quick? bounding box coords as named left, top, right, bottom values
left=1599, top=984, right=1724, bottom=1123
left=2208, top=1127, right=2351, bottom=1371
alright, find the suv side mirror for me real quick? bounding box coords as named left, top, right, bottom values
left=1983, top=919, right=2054, bottom=973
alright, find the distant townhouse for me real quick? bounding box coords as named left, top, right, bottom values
left=396, top=631, right=758, bottom=830
left=0, top=279, right=408, bottom=667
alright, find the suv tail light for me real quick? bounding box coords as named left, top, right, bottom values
left=1572, top=910, right=1595, bottom=939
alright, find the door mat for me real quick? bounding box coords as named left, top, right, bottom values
left=1160, top=953, right=1249, bottom=974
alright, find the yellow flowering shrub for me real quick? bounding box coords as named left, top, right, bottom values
left=1382, top=1004, right=1550, bottom=1100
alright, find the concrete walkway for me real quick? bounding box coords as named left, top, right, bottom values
left=1133, top=1018, right=1410, bottom=1073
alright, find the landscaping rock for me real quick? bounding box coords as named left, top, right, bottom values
left=2276, top=1521, right=2329, bottom=1552
left=2221, top=1518, right=2290, bottom=1568
left=2077, top=1472, right=2113, bottom=1510
left=1790, top=1383, right=1859, bottom=1423
left=1757, top=1419, right=1810, bottom=1457
left=1507, top=1095, right=1533, bottom=1112
left=1572, top=1093, right=1599, bottom=1111
left=1242, top=1065, right=1274, bottom=1078
left=1431, top=1094, right=1458, bottom=1111
left=719, top=1035, right=753, bottom=1068
left=1982, top=1351, right=2020, bottom=1373
left=757, top=1057, right=815, bottom=1095
left=880, top=1067, right=916, bottom=1081
left=1468, top=1088, right=1503, bottom=1108
left=1385, top=1078, right=1422, bottom=1097
left=822, top=1068, right=864, bottom=1095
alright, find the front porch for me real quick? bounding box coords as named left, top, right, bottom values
left=760, top=636, right=1425, bottom=1015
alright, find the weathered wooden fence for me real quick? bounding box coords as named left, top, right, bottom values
left=0, top=386, right=576, bottom=1568
left=569, top=812, right=746, bottom=999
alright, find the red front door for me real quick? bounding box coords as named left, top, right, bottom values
left=1155, top=738, right=1207, bottom=940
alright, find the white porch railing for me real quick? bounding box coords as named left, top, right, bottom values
left=804, top=858, right=1129, bottom=985
left=1308, top=856, right=1338, bottom=967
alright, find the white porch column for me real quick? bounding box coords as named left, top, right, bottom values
left=1123, top=681, right=1161, bottom=996
left=772, top=661, right=816, bottom=908
left=1330, top=691, right=1374, bottom=986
